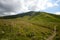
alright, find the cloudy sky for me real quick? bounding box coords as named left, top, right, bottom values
left=0, top=0, right=60, bottom=16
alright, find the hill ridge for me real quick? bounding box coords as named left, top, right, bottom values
left=0, top=12, right=60, bottom=40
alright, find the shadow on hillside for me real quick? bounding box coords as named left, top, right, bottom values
left=0, top=12, right=33, bottom=19
left=0, top=11, right=40, bottom=19
left=0, top=11, right=57, bottom=19
left=0, top=14, right=24, bottom=19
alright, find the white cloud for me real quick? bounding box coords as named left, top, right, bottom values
left=55, top=12, right=60, bottom=15
left=47, top=2, right=54, bottom=7
left=47, top=2, right=58, bottom=7
left=0, top=0, right=59, bottom=16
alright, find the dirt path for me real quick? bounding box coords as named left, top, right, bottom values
left=46, top=26, right=56, bottom=40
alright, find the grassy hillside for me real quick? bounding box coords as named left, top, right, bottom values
left=0, top=12, right=60, bottom=40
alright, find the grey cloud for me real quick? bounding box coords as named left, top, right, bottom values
left=0, top=0, right=21, bottom=16
left=0, top=0, right=58, bottom=16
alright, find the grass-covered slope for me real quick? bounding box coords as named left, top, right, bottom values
left=0, top=12, right=60, bottom=40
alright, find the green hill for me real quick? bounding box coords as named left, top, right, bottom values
left=0, top=12, right=60, bottom=40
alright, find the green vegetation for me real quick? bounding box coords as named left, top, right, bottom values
left=0, top=12, right=60, bottom=40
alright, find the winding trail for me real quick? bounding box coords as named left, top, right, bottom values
left=31, top=22, right=56, bottom=40
left=46, top=26, right=56, bottom=40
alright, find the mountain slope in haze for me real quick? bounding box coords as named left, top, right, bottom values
left=0, top=12, right=60, bottom=40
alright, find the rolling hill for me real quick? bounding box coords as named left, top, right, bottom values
left=0, top=11, right=60, bottom=40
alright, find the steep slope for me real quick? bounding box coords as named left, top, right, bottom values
left=0, top=12, right=60, bottom=40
